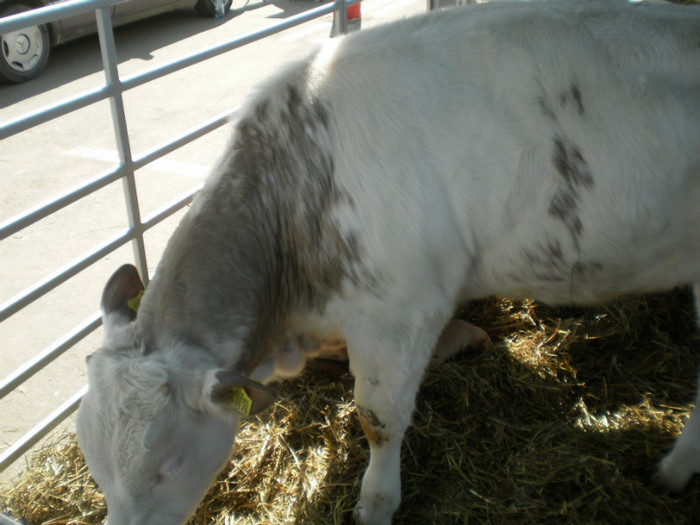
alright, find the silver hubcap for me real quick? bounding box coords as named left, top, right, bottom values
left=1, top=25, right=43, bottom=73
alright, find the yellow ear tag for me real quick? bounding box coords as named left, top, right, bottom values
left=228, top=386, right=253, bottom=416
left=127, top=290, right=145, bottom=313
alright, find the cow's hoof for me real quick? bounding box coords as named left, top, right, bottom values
left=353, top=507, right=393, bottom=525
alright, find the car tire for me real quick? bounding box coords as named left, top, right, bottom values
left=0, top=2, right=50, bottom=83
left=195, top=0, right=233, bottom=18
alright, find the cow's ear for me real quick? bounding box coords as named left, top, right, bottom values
left=101, top=264, right=145, bottom=328
left=208, top=370, right=276, bottom=417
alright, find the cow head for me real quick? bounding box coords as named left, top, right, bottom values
left=76, top=265, right=276, bottom=525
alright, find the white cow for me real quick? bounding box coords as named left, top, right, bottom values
left=76, top=1, right=700, bottom=523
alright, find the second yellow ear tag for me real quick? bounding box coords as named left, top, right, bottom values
left=127, top=290, right=145, bottom=313
left=228, top=386, right=253, bottom=416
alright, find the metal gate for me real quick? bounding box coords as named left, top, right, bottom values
left=0, top=0, right=358, bottom=474
left=427, top=0, right=473, bottom=10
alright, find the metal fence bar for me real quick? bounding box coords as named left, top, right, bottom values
left=133, top=107, right=240, bottom=172
left=0, top=107, right=238, bottom=246
left=0, top=186, right=199, bottom=401
left=0, top=85, right=111, bottom=140
left=0, top=228, right=133, bottom=324
left=0, top=1, right=116, bottom=139
left=0, top=0, right=357, bottom=474
left=0, top=111, right=236, bottom=323
left=143, top=185, right=204, bottom=230
left=0, top=386, right=88, bottom=472
left=121, top=3, right=337, bottom=92
left=0, top=314, right=101, bottom=400
left=0, top=2, right=336, bottom=141
left=0, top=5, right=339, bottom=234
left=0, top=0, right=115, bottom=33
left=0, top=166, right=124, bottom=242
left=95, top=5, right=149, bottom=283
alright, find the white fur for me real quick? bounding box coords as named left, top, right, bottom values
left=76, top=1, right=700, bottom=524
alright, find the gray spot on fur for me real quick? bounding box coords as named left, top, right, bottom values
left=567, top=260, right=603, bottom=297
left=549, top=190, right=583, bottom=238
left=538, top=95, right=556, bottom=121
left=545, top=238, right=563, bottom=261
left=552, top=137, right=593, bottom=189
left=521, top=238, right=567, bottom=282
left=548, top=136, right=594, bottom=249
left=558, top=85, right=585, bottom=116
left=222, top=86, right=364, bottom=368
left=539, top=83, right=585, bottom=121
left=140, top=72, right=370, bottom=374
left=521, top=238, right=602, bottom=286
left=571, top=85, right=584, bottom=115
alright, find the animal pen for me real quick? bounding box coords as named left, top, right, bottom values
left=2, top=0, right=700, bottom=524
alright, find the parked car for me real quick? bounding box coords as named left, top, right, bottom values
left=0, top=0, right=233, bottom=83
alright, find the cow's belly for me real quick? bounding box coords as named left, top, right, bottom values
left=471, top=238, right=700, bottom=306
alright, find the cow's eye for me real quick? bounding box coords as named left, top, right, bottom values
left=155, top=455, right=183, bottom=486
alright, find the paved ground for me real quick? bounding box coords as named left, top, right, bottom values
left=0, top=0, right=426, bottom=489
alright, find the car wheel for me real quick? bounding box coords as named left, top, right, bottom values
left=195, top=0, right=233, bottom=18
left=0, top=2, right=50, bottom=83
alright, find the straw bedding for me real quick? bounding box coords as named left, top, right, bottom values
left=2, top=288, right=699, bottom=524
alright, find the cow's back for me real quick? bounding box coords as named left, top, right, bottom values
left=308, top=0, right=700, bottom=306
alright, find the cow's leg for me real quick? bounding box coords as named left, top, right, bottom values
left=348, top=322, right=443, bottom=525
left=433, top=319, right=491, bottom=361
left=657, top=283, right=700, bottom=491
left=657, top=385, right=700, bottom=491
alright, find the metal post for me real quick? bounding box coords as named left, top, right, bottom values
left=95, top=6, right=150, bottom=284
left=334, top=0, right=348, bottom=36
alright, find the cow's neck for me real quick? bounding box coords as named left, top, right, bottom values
left=137, top=86, right=362, bottom=371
